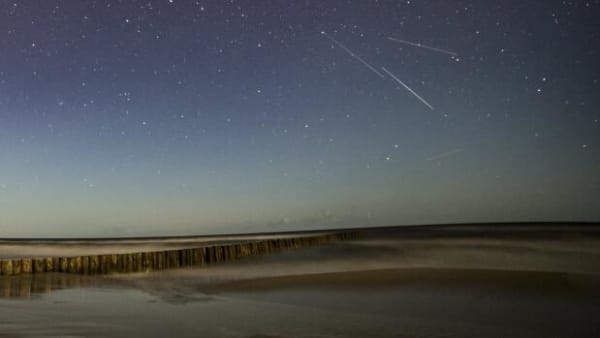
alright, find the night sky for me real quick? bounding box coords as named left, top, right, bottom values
left=1, top=1, right=599, bottom=237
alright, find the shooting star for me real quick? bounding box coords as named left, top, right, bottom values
left=427, top=148, right=464, bottom=161
left=321, top=31, right=385, bottom=78
left=381, top=66, right=435, bottom=110
left=387, top=37, right=457, bottom=57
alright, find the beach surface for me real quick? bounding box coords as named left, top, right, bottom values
left=1, top=224, right=599, bottom=337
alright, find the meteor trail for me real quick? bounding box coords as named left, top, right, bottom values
left=386, top=37, right=457, bottom=56
left=321, top=32, right=385, bottom=78
left=381, top=66, right=435, bottom=110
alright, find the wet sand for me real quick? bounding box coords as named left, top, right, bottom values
left=212, top=267, right=600, bottom=296
left=1, top=224, right=599, bottom=337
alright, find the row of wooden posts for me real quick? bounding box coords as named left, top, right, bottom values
left=0, top=232, right=361, bottom=276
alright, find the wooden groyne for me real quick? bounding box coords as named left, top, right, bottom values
left=0, top=232, right=361, bottom=276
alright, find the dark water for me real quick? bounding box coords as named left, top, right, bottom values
left=1, top=225, right=600, bottom=337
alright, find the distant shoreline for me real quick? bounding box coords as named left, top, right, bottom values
left=1, top=221, right=599, bottom=242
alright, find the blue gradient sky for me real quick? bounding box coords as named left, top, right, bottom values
left=1, top=1, right=599, bottom=237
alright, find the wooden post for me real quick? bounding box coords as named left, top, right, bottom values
left=109, top=254, right=118, bottom=272
left=125, top=254, right=134, bottom=272
left=135, top=253, right=143, bottom=272
left=33, top=258, right=45, bottom=273
left=12, top=259, right=22, bottom=275
left=98, top=255, right=108, bottom=274
left=142, top=252, right=153, bottom=271
left=51, top=257, right=60, bottom=272
left=21, top=258, right=32, bottom=274
left=216, top=246, right=222, bottom=262
left=196, top=248, right=204, bottom=265
left=156, top=252, right=165, bottom=270
left=81, top=256, right=90, bottom=274
left=67, top=257, right=81, bottom=274
left=167, top=250, right=180, bottom=268
left=44, top=257, right=54, bottom=272
left=1, top=260, right=13, bottom=275
left=59, top=257, right=69, bottom=272
left=89, top=255, right=99, bottom=274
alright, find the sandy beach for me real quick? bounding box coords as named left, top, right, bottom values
left=1, top=224, right=599, bottom=337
